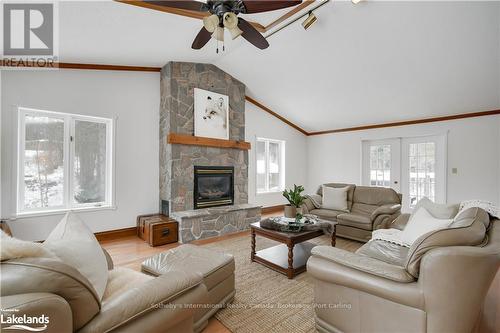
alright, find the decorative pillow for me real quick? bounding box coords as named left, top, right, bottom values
left=405, top=207, right=489, bottom=277
left=321, top=186, right=349, bottom=212
left=412, top=197, right=459, bottom=219
left=44, top=212, right=108, bottom=300
left=0, top=230, right=56, bottom=261
left=400, top=207, right=452, bottom=245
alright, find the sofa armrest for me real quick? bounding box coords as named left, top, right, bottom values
left=1, top=258, right=100, bottom=330
left=371, top=204, right=401, bottom=221
left=310, top=246, right=415, bottom=283
left=79, top=271, right=204, bottom=333
left=307, top=247, right=423, bottom=309
left=0, top=293, right=73, bottom=333
left=390, top=213, right=411, bottom=230
left=417, top=246, right=500, bottom=332
left=301, top=195, right=320, bottom=214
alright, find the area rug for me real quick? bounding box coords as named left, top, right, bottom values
left=203, top=235, right=362, bottom=333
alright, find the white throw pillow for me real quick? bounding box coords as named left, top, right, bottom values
left=413, top=197, right=459, bottom=219
left=400, top=207, right=452, bottom=245
left=322, top=186, right=349, bottom=212
left=44, top=212, right=108, bottom=300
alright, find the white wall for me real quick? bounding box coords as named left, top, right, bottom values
left=1, top=69, right=160, bottom=240
left=307, top=116, right=500, bottom=206
left=245, top=101, right=308, bottom=208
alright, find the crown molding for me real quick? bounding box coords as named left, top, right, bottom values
left=307, top=109, right=500, bottom=136
left=245, top=96, right=308, bottom=135
left=2, top=60, right=498, bottom=136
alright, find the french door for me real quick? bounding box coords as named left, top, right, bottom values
left=362, top=135, right=447, bottom=212
left=362, top=139, right=401, bottom=192
left=401, top=135, right=447, bottom=211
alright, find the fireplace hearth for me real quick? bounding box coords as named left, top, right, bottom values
left=194, top=166, right=234, bottom=209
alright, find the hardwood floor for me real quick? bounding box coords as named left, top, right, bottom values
left=99, top=211, right=282, bottom=333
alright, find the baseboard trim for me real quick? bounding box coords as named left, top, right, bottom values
left=262, top=205, right=285, bottom=214
left=95, top=227, right=137, bottom=242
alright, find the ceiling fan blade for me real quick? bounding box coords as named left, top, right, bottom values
left=143, top=1, right=208, bottom=12
left=192, top=27, right=212, bottom=49
left=242, top=0, right=302, bottom=13
left=238, top=18, right=269, bottom=49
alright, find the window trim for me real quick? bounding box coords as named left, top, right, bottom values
left=16, top=107, right=115, bottom=216
left=255, top=137, right=286, bottom=195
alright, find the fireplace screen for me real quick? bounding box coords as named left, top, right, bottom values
left=194, top=166, right=234, bottom=209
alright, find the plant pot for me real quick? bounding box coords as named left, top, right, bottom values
left=284, top=205, right=297, bottom=218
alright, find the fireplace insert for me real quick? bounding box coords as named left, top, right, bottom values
left=194, top=166, right=234, bottom=209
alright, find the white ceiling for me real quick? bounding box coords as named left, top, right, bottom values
left=55, top=1, right=500, bottom=131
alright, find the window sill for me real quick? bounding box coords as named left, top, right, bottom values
left=13, top=205, right=117, bottom=219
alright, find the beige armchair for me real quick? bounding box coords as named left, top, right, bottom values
left=0, top=250, right=208, bottom=333
left=307, top=208, right=500, bottom=333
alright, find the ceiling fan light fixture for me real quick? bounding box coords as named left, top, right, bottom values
left=223, top=12, right=238, bottom=29
left=302, top=11, right=317, bottom=30
left=203, top=14, right=219, bottom=33
left=212, top=26, right=225, bottom=41
left=228, top=26, right=243, bottom=40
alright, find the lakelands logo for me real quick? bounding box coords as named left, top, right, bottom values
left=2, top=1, right=58, bottom=68
left=1, top=312, right=49, bottom=331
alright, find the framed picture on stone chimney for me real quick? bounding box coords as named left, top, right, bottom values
left=194, top=88, right=229, bottom=140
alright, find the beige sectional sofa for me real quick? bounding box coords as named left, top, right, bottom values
left=0, top=248, right=208, bottom=333
left=307, top=207, right=500, bottom=333
left=301, top=183, right=402, bottom=242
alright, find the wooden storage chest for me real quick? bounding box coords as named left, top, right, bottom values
left=137, top=214, right=178, bottom=246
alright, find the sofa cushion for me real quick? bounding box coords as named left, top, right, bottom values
left=103, top=267, right=153, bottom=302
left=351, top=202, right=378, bottom=216
left=317, top=183, right=355, bottom=210
left=412, top=197, right=459, bottom=219
left=310, top=209, right=343, bottom=221
left=311, top=246, right=415, bottom=283
left=142, top=244, right=234, bottom=291
left=357, top=240, right=409, bottom=266
left=44, top=212, right=108, bottom=301
left=322, top=186, right=349, bottom=212
left=352, top=186, right=401, bottom=206
left=404, top=207, right=489, bottom=278
left=337, top=213, right=372, bottom=230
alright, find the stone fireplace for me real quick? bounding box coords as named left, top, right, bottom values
left=194, top=166, right=234, bottom=209
left=159, top=62, right=261, bottom=243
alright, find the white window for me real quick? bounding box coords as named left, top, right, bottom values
left=17, top=108, right=114, bottom=215
left=256, top=138, right=285, bottom=193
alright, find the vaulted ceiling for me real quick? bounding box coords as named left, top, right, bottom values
left=53, top=1, right=500, bottom=131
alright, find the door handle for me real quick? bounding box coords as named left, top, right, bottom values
left=394, top=181, right=399, bottom=184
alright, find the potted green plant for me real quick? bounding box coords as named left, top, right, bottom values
left=282, top=184, right=306, bottom=218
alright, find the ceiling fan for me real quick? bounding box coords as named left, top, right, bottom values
left=142, top=0, right=302, bottom=50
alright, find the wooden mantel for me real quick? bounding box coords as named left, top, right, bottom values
left=167, top=133, right=251, bottom=150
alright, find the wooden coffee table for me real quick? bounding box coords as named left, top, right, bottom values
left=250, top=221, right=336, bottom=279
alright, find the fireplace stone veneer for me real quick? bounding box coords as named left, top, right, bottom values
left=171, top=204, right=261, bottom=243
left=159, top=62, right=248, bottom=212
